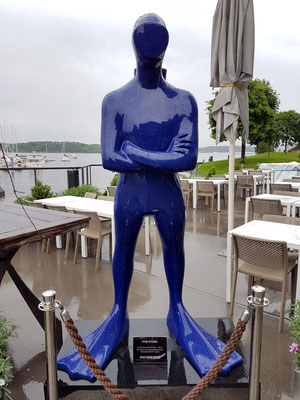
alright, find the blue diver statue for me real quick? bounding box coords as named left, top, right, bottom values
left=57, top=13, right=242, bottom=380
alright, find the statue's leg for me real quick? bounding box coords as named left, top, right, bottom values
left=57, top=205, right=143, bottom=380
left=155, top=198, right=243, bottom=376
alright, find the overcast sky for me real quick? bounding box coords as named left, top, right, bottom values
left=0, top=0, right=299, bottom=147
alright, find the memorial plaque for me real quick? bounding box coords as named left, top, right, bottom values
left=133, top=336, right=167, bottom=363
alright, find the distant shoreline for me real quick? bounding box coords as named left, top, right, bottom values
left=198, top=145, right=254, bottom=153
left=6, top=141, right=255, bottom=154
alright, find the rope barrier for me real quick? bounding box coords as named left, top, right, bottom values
left=62, top=314, right=128, bottom=400
left=59, top=305, right=250, bottom=400
left=63, top=316, right=129, bottom=399
left=182, top=318, right=247, bottom=400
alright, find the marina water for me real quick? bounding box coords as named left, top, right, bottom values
left=0, top=151, right=254, bottom=201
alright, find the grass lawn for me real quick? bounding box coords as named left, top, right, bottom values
left=194, top=152, right=300, bottom=176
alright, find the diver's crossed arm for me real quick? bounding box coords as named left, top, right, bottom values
left=101, top=97, right=143, bottom=173
left=121, top=118, right=198, bottom=172
left=102, top=148, right=143, bottom=173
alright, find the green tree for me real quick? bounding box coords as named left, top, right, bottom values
left=274, top=110, right=300, bottom=154
left=206, top=78, right=280, bottom=161
left=248, top=79, right=280, bottom=153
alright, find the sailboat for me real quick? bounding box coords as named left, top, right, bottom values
left=61, top=153, right=71, bottom=162
left=61, top=142, right=71, bottom=162
left=43, top=142, right=50, bottom=162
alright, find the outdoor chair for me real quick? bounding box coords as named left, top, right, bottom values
left=97, top=195, right=114, bottom=201
left=270, top=183, right=292, bottom=194
left=292, top=177, right=300, bottom=181
left=262, top=214, right=300, bottom=257
left=180, top=180, right=193, bottom=207
left=262, top=214, right=300, bottom=225
left=43, top=204, right=75, bottom=259
left=107, top=186, right=116, bottom=197
left=73, top=210, right=112, bottom=270
left=196, top=181, right=215, bottom=212
left=236, top=175, right=253, bottom=200
left=251, top=198, right=282, bottom=220
left=230, top=233, right=298, bottom=332
left=84, top=192, right=97, bottom=199
left=209, top=175, right=225, bottom=179
left=94, top=196, right=114, bottom=222
left=209, top=176, right=227, bottom=205
left=25, top=200, right=44, bottom=208
left=273, top=190, right=300, bottom=197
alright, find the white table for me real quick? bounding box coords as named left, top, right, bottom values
left=225, top=174, right=265, bottom=196
left=35, top=196, right=88, bottom=248
left=187, top=179, right=227, bottom=212
left=36, top=196, right=151, bottom=257
left=272, top=181, right=300, bottom=193
left=35, top=195, right=81, bottom=205
left=244, top=194, right=300, bottom=223
left=226, top=220, right=300, bottom=302
left=36, top=196, right=114, bottom=257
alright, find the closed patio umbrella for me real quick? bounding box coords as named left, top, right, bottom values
left=210, top=0, right=255, bottom=234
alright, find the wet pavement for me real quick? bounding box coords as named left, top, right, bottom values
left=0, top=198, right=296, bottom=399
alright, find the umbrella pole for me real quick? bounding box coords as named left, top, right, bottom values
left=226, top=141, right=235, bottom=302
left=228, top=140, right=235, bottom=231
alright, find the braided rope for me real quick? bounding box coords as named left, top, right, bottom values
left=182, top=318, right=247, bottom=400
left=64, top=318, right=128, bottom=400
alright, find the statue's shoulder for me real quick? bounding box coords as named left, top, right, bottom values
left=102, top=80, right=134, bottom=108
left=163, top=81, right=198, bottom=110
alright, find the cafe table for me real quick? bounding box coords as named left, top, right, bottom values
left=35, top=196, right=151, bottom=256
left=244, top=193, right=300, bottom=223
left=226, top=219, right=300, bottom=302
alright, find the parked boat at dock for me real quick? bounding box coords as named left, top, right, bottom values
left=23, top=152, right=45, bottom=167
left=0, top=154, right=11, bottom=167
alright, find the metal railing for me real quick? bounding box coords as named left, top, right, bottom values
left=0, top=163, right=103, bottom=187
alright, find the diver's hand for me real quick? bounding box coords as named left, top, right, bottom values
left=167, top=133, right=193, bottom=155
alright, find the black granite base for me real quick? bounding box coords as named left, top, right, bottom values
left=50, top=318, right=250, bottom=399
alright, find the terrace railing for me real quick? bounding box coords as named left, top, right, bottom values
left=0, top=163, right=103, bottom=188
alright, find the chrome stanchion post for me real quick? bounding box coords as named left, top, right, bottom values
left=248, top=285, right=269, bottom=400
left=39, top=290, right=61, bottom=400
